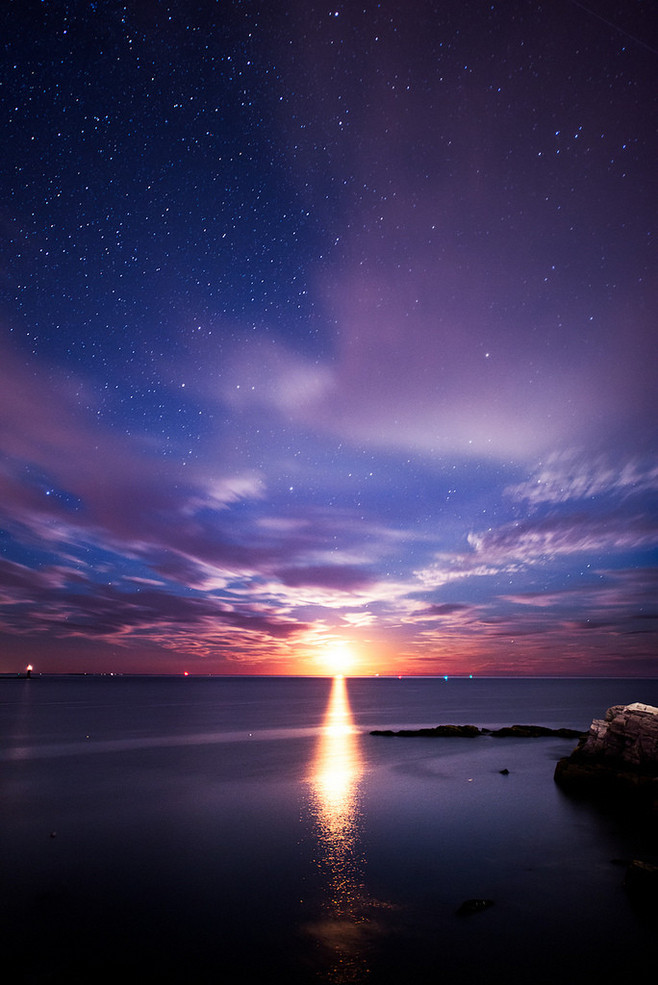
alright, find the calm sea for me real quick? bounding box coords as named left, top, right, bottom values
left=1, top=676, right=656, bottom=984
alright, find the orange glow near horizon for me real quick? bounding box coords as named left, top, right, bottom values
left=317, top=640, right=358, bottom=677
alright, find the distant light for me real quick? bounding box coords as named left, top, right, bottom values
left=183, top=671, right=189, bottom=677
left=444, top=675, right=449, bottom=681
left=26, top=665, right=33, bottom=672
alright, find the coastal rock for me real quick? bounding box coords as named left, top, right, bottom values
left=370, top=725, right=483, bottom=737
left=574, top=703, right=658, bottom=769
left=554, top=703, right=658, bottom=811
left=491, top=725, right=585, bottom=739
left=370, top=724, right=585, bottom=739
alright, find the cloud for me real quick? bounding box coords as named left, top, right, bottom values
left=192, top=475, right=266, bottom=511
left=259, top=5, right=658, bottom=465
left=506, top=450, right=658, bottom=507
left=275, top=564, right=376, bottom=591
left=1, top=324, right=655, bottom=673
left=0, top=337, right=405, bottom=654
left=0, top=565, right=309, bottom=647
left=489, top=568, right=658, bottom=658
left=192, top=246, right=656, bottom=466
left=411, top=602, right=472, bottom=618
left=0, top=338, right=271, bottom=571
left=414, top=554, right=511, bottom=590
left=467, top=512, right=658, bottom=564
left=0, top=558, right=80, bottom=597
left=211, top=336, right=334, bottom=418
left=504, top=567, right=658, bottom=613
left=402, top=564, right=658, bottom=676
left=413, top=507, right=658, bottom=597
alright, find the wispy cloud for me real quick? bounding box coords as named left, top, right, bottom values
left=506, top=450, right=658, bottom=507
left=467, top=512, right=658, bottom=563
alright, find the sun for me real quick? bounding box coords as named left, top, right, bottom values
left=323, top=641, right=355, bottom=676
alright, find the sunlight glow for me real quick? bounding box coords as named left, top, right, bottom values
left=322, top=641, right=356, bottom=676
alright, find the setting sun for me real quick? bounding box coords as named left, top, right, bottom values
left=323, top=642, right=355, bottom=676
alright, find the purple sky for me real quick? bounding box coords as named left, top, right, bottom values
left=1, top=1, right=656, bottom=675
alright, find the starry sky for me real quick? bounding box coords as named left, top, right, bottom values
left=1, top=0, right=656, bottom=676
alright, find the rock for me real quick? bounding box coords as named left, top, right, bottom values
left=499, top=768, right=510, bottom=775
left=456, top=899, right=495, bottom=916
left=624, top=860, right=658, bottom=905
left=490, top=725, right=585, bottom=739
left=370, top=725, right=483, bottom=737
left=573, top=703, right=658, bottom=770
left=554, top=703, right=658, bottom=812
left=370, top=724, right=585, bottom=739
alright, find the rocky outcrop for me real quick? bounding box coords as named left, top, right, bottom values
left=490, top=725, right=584, bottom=739
left=370, top=724, right=585, bottom=739
left=370, top=724, right=482, bottom=737
left=554, top=703, right=658, bottom=811
left=571, top=702, right=658, bottom=768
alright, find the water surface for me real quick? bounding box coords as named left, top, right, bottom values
left=1, top=676, right=656, bottom=983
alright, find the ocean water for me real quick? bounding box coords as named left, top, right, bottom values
left=1, top=675, right=656, bottom=984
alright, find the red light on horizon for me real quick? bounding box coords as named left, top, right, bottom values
left=183, top=671, right=189, bottom=676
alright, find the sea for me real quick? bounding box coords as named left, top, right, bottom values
left=1, top=675, right=656, bottom=984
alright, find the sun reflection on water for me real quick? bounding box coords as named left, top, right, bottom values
left=305, top=675, right=383, bottom=983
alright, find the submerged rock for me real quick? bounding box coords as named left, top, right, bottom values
left=456, top=899, right=495, bottom=916
left=554, top=703, right=658, bottom=812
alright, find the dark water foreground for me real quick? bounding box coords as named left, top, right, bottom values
left=1, top=676, right=656, bottom=984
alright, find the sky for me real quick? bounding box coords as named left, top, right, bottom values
left=0, top=0, right=656, bottom=677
